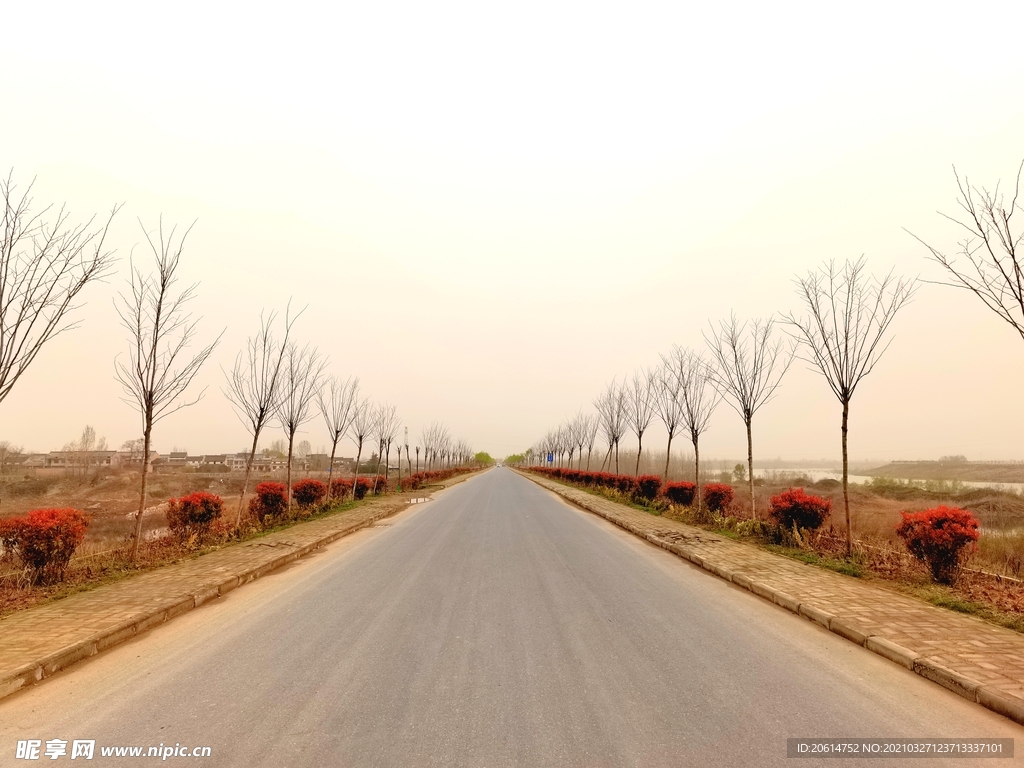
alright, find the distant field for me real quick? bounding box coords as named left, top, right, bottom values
left=863, top=462, right=1024, bottom=484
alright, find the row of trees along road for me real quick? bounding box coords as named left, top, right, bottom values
left=4, top=162, right=1022, bottom=557
left=535, top=253, right=915, bottom=555
left=0, top=173, right=475, bottom=561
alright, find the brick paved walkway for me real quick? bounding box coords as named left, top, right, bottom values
left=524, top=473, right=1024, bottom=727
left=0, top=477, right=469, bottom=701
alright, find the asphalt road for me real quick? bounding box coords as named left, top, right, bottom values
left=1, top=468, right=1020, bottom=767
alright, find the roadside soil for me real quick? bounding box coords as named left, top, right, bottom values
left=0, top=469, right=471, bottom=617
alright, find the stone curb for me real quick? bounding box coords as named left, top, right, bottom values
left=0, top=496, right=413, bottom=703
left=521, top=472, right=1024, bottom=727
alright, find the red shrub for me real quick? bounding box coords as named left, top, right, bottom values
left=768, top=488, right=831, bottom=531
left=634, top=475, right=663, bottom=503
left=615, top=475, right=638, bottom=495
left=702, top=483, right=734, bottom=513
left=663, top=482, right=696, bottom=506
left=330, top=478, right=353, bottom=499
left=896, top=506, right=980, bottom=585
left=166, top=491, right=224, bottom=542
left=353, top=477, right=372, bottom=500
left=0, top=508, right=88, bottom=584
left=249, top=482, right=288, bottom=521
left=370, top=475, right=388, bottom=495
left=292, top=478, right=327, bottom=509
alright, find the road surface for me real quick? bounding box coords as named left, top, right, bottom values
left=1, top=468, right=1019, bottom=766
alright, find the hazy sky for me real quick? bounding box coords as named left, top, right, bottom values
left=2, top=0, right=1023, bottom=462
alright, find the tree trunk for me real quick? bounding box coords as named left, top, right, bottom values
left=372, top=447, right=383, bottom=494
left=130, top=423, right=153, bottom=561
left=663, top=433, right=673, bottom=480
left=614, top=442, right=620, bottom=474
left=352, top=442, right=363, bottom=501
left=635, top=435, right=642, bottom=476
left=286, top=432, right=295, bottom=512
left=326, top=439, right=338, bottom=502
left=236, top=431, right=260, bottom=527
left=746, top=417, right=755, bottom=518
left=586, top=448, right=592, bottom=470
left=693, top=437, right=701, bottom=514
left=842, top=397, right=851, bottom=555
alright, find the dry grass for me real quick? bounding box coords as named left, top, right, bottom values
left=662, top=486, right=1024, bottom=633
left=0, top=491, right=370, bottom=617
left=0, top=467, right=320, bottom=552
left=0, top=467, right=471, bottom=617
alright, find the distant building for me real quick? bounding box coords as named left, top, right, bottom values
left=44, top=450, right=119, bottom=468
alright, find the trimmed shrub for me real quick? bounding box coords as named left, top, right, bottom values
left=402, top=473, right=425, bottom=491
left=896, top=506, right=980, bottom=585
left=634, top=475, right=663, bottom=503
left=614, top=474, right=638, bottom=495
left=702, top=483, right=734, bottom=513
left=370, top=475, right=388, bottom=495
left=0, top=508, right=88, bottom=584
left=330, top=478, right=353, bottom=499
left=768, top=488, right=831, bottom=531
left=249, top=482, right=288, bottom=521
left=353, top=477, right=371, bottom=500
left=167, top=491, right=224, bottom=543
left=663, top=482, right=696, bottom=506
left=292, top=478, right=327, bottom=509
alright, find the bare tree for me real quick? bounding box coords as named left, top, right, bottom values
left=583, top=414, right=599, bottom=469
left=570, top=412, right=588, bottom=470
left=0, top=174, right=118, bottom=408
left=594, top=380, right=628, bottom=473
left=224, top=307, right=298, bottom=525
left=370, top=403, right=398, bottom=492
left=785, top=257, right=916, bottom=553
left=119, top=438, right=145, bottom=466
left=380, top=407, right=400, bottom=492
left=704, top=313, right=792, bottom=517
left=909, top=161, right=1024, bottom=340
left=348, top=398, right=372, bottom=497
left=421, top=423, right=437, bottom=470
left=275, top=342, right=327, bottom=511
left=653, top=357, right=684, bottom=479
left=625, top=368, right=656, bottom=476
left=0, top=440, right=22, bottom=475
left=559, top=424, right=574, bottom=468
left=665, top=347, right=719, bottom=512
left=317, top=375, right=359, bottom=501
left=422, top=421, right=450, bottom=471
left=116, top=218, right=221, bottom=559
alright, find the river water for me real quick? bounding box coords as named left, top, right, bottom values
left=754, top=468, right=1024, bottom=495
